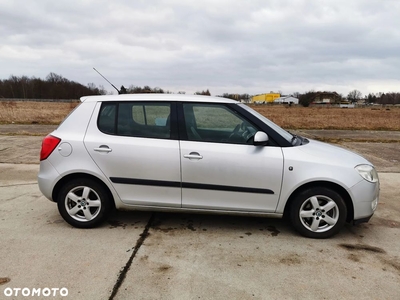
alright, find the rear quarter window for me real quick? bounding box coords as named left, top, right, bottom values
left=98, top=103, right=117, bottom=134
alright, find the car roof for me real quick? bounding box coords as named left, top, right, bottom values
left=80, top=94, right=239, bottom=104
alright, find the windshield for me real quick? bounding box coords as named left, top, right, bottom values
left=238, top=103, right=293, bottom=143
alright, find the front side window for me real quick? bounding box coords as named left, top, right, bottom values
left=98, top=102, right=171, bottom=139
left=183, top=103, right=257, bottom=144
left=238, top=103, right=293, bottom=144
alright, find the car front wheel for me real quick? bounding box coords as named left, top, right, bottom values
left=57, top=178, right=111, bottom=228
left=289, top=187, right=347, bottom=239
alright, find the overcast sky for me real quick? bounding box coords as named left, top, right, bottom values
left=1, top=0, right=399, bottom=96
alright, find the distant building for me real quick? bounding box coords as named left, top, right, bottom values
left=274, top=96, right=299, bottom=105
left=251, top=92, right=280, bottom=103
left=312, top=91, right=341, bottom=104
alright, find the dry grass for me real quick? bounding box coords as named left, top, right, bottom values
left=251, top=105, right=400, bottom=131
left=0, top=101, right=399, bottom=131
left=0, top=101, right=79, bottom=125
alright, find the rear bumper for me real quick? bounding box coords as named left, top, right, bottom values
left=38, top=160, right=60, bottom=202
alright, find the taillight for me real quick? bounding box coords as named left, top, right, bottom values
left=40, top=135, right=61, bottom=161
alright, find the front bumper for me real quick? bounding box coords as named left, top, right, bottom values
left=350, top=177, right=380, bottom=221
left=353, top=215, right=373, bottom=225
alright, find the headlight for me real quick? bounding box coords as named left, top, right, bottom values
left=355, top=165, right=379, bottom=183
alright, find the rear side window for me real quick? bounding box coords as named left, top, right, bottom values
left=98, top=102, right=171, bottom=139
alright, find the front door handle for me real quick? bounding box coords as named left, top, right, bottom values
left=94, top=145, right=112, bottom=153
left=184, top=152, right=203, bottom=160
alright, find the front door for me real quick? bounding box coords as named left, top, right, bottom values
left=180, top=103, right=283, bottom=212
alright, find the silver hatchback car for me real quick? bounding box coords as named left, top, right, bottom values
left=38, top=94, right=379, bottom=238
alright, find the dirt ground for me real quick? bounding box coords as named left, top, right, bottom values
left=0, top=125, right=399, bottom=173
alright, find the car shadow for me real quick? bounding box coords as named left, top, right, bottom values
left=106, top=210, right=293, bottom=238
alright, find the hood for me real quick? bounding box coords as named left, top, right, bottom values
left=296, top=139, right=372, bottom=168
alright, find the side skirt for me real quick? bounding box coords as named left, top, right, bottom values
left=115, top=204, right=283, bottom=218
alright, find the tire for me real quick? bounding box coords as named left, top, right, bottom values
left=289, top=187, right=347, bottom=239
left=57, top=178, right=112, bottom=228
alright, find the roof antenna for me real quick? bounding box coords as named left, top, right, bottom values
left=93, top=67, right=126, bottom=94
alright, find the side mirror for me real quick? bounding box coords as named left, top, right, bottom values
left=253, top=131, right=269, bottom=146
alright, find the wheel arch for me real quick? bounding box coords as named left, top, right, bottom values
left=283, top=181, right=354, bottom=222
left=52, top=173, right=116, bottom=210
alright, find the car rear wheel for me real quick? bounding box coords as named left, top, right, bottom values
left=289, top=187, right=347, bottom=239
left=57, top=178, right=111, bottom=228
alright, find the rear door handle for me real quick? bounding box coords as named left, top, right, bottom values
left=184, top=152, right=203, bottom=160
left=94, top=145, right=112, bottom=153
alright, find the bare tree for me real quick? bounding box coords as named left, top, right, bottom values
left=347, top=90, right=362, bottom=103
left=292, top=92, right=300, bottom=98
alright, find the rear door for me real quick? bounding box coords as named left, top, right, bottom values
left=84, top=101, right=181, bottom=207
left=179, top=103, right=284, bottom=212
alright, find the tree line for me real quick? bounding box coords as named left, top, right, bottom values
left=0, top=73, right=107, bottom=99
left=298, top=90, right=400, bottom=107
left=344, top=89, right=400, bottom=105
left=1, top=74, right=399, bottom=106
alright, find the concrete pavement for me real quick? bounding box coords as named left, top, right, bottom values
left=0, top=127, right=399, bottom=299
left=0, top=164, right=152, bottom=299
left=0, top=166, right=399, bottom=299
